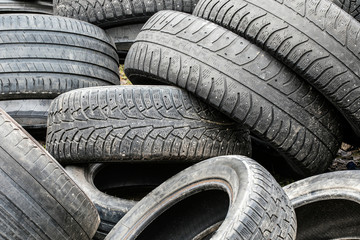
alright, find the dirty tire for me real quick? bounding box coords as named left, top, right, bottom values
left=106, top=23, right=143, bottom=52
left=106, top=23, right=143, bottom=64
left=0, top=0, right=53, bottom=14
left=0, top=108, right=100, bottom=240
left=0, top=14, right=119, bottom=100
left=284, top=171, right=360, bottom=240
left=124, top=11, right=343, bottom=176
left=332, top=0, right=360, bottom=21
left=104, top=155, right=297, bottom=240
left=0, top=99, right=51, bottom=129
left=193, top=0, right=360, bottom=137
left=65, top=163, right=190, bottom=240
left=46, top=85, right=251, bottom=164
left=54, top=0, right=199, bottom=28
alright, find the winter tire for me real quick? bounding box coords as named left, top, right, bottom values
left=284, top=171, right=360, bottom=240
left=124, top=11, right=343, bottom=176
left=105, top=155, right=297, bottom=240
left=0, top=14, right=119, bottom=100
left=46, top=85, right=251, bottom=164
left=0, top=0, right=52, bottom=14
left=332, top=0, right=360, bottom=22
left=0, top=108, right=100, bottom=240
left=65, top=163, right=191, bottom=239
left=193, top=0, right=360, bottom=136
left=54, top=0, right=199, bottom=28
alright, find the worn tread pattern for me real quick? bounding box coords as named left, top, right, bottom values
left=105, top=156, right=296, bottom=240
left=0, top=14, right=119, bottom=99
left=0, top=108, right=100, bottom=240
left=46, top=85, right=251, bottom=164
left=54, top=0, right=199, bottom=28
left=0, top=99, right=51, bottom=129
left=0, top=0, right=53, bottom=14
left=125, top=11, right=343, bottom=176
left=332, top=0, right=360, bottom=21
left=194, top=0, right=360, bottom=136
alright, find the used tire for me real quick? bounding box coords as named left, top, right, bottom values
left=124, top=11, right=343, bottom=176
left=54, top=0, right=199, bottom=28
left=0, top=14, right=119, bottom=100
left=0, top=99, right=51, bottom=129
left=46, top=85, right=251, bottom=164
left=0, top=0, right=52, bottom=14
left=193, top=0, right=360, bottom=137
left=65, top=163, right=191, bottom=239
left=105, top=155, right=297, bottom=240
left=284, top=171, right=360, bottom=240
left=0, top=108, right=100, bottom=240
left=106, top=23, right=143, bottom=64
left=332, top=0, right=360, bottom=21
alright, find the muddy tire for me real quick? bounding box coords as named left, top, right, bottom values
left=46, top=85, right=251, bottom=164
left=54, top=0, right=199, bottom=28
left=0, top=0, right=52, bottom=14
left=124, top=11, right=343, bottom=176
left=0, top=14, right=119, bottom=100
left=0, top=108, right=100, bottom=240
left=193, top=0, right=360, bottom=137
left=65, top=163, right=191, bottom=239
left=284, top=171, right=360, bottom=240
left=105, top=155, right=297, bottom=240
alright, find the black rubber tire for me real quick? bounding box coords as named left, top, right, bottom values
left=0, top=0, right=53, bottom=14
left=284, top=171, right=360, bottom=240
left=54, top=0, right=199, bottom=29
left=106, top=23, right=142, bottom=52
left=193, top=0, right=360, bottom=137
left=46, top=85, right=251, bottom=164
left=0, top=14, right=119, bottom=100
left=65, top=163, right=191, bottom=239
left=0, top=99, right=51, bottom=129
left=106, top=23, right=143, bottom=64
left=332, top=0, right=360, bottom=21
left=0, top=108, right=100, bottom=240
left=104, top=155, right=297, bottom=240
left=124, top=11, right=344, bottom=176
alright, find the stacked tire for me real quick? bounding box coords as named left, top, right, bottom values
left=0, top=10, right=120, bottom=130
left=54, top=0, right=200, bottom=63
left=1, top=0, right=360, bottom=239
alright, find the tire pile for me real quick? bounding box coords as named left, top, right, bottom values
left=1, top=0, right=360, bottom=239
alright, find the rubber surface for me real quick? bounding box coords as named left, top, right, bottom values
left=0, top=99, right=51, bottom=129
left=106, top=23, right=143, bottom=64
left=0, top=14, right=119, bottom=100
left=0, top=0, right=53, bottom=14
left=193, top=0, right=360, bottom=137
left=66, top=163, right=191, bottom=239
left=46, top=85, right=251, bottom=164
left=54, top=0, right=199, bottom=28
left=105, top=155, right=297, bottom=240
left=124, top=11, right=343, bottom=176
left=332, top=0, right=360, bottom=21
left=284, top=171, right=360, bottom=240
left=0, top=108, right=100, bottom=240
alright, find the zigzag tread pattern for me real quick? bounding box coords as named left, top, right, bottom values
left=124, top=11, right=344, bottom=176
left=332, top=0, right=360, bottom=21
left=193, top=0, right=360, bottom=135
left=46, top=86, right=252, bottom=163
left=54, top=0, right=199, bottom=28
